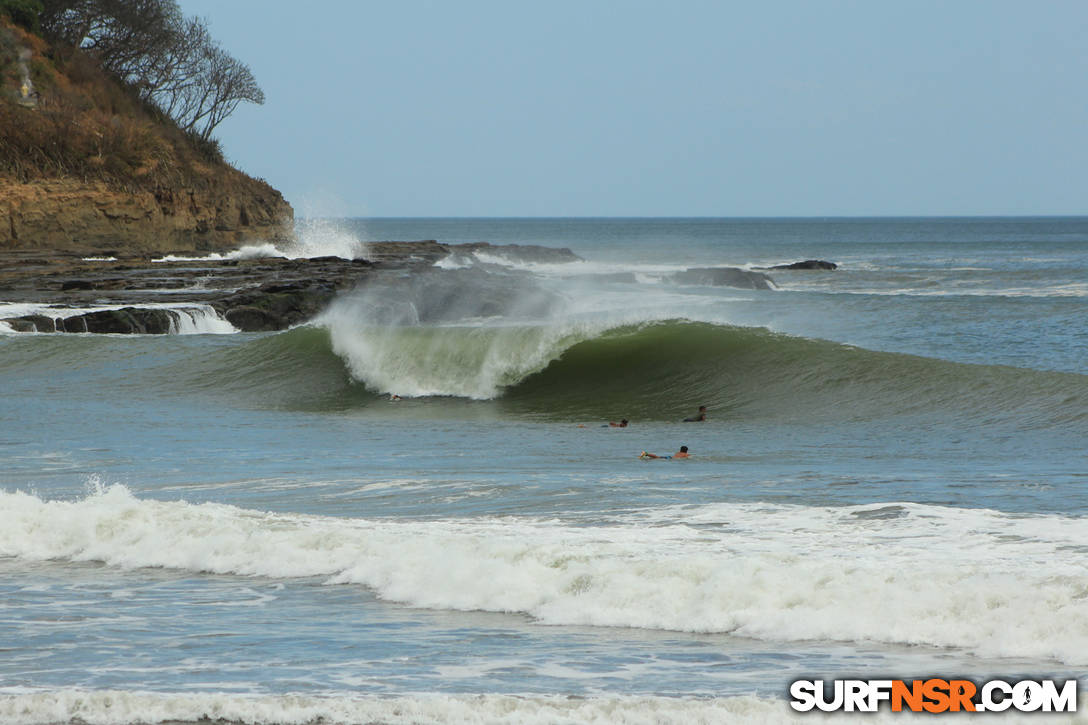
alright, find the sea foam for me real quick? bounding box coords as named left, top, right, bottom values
left=2, top=486, right=1087, bottom=665
left=151, top=219, right=367, bottom=263
left=0, top=690, right=802, bottom=725
left=12, top=689, right=1085, bottom=725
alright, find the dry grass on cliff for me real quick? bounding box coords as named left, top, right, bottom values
left=0, top=21, right=240, bottom=193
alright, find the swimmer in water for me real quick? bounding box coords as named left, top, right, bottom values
left=683, top=406, right=707, bottom=422
left=609, top=419, right=629, bottom=427
left=641, top=446, right=690, bottom=460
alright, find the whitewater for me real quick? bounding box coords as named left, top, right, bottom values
left=2, top=217, right=1087, bottom=724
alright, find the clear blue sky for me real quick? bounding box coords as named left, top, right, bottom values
left=178, top=0, right=1087, bottom=217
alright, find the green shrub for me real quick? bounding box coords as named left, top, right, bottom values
left=0, top=0, right=43, bottom=34
left=0, top=25, right=15, bottom=59
left=185, top=128, right=224, bottom=163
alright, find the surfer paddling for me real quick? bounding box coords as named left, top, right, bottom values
left=683, top=405, right=707, bottom=422
left=640, top=446, right=690, bottom=460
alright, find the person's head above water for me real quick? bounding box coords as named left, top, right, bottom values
left=683, top=407, right=707, bottom=422
left=680, top=445, right=688, bottom=452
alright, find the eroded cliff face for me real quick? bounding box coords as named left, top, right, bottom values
left=0, top=176, right=293, bottom=255
left=0, top=20, right=294, bottom=255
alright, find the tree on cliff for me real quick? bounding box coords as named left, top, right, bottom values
left=145, top=24, right=264, bottom=142
left=34, top=0, right=262, bottom=142
left=39, top=0, right=176, bottom=77
left=0, top=0, right=44, bottom=33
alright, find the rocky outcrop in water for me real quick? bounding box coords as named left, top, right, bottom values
left=8, top=307, right=181, bottom=334
left=764, top=260, right=838, bottom=270
left=0, top=242, right=582, bottom=333
left=0, top=244, right=787, bottom=334
left=216, top=271, right=367, bottom=332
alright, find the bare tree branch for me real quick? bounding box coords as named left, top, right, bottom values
left=38, top=0, right=265, bottom=142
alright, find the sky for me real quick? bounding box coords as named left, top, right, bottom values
left=177, top=0, right=1088, bottom=217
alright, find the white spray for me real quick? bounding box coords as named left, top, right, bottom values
left=16, top=48, right=36, bottom=107
left=3, top=486, right=1088, bottom=665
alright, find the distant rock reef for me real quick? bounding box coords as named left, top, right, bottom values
left=0, top=243, right=577, bottom=333
left=0, top=244, right=788, bottom=334
left=762, top=259, right=838, bottom=270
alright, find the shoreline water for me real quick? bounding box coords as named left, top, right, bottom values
left=2, top=217, right=1087, bottom=723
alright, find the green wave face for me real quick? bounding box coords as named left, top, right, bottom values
left=178, top=319, right=1087, bottom=426
left=500, top=320, right=1088, bottom=424
left=9, top=316, right=1082, bottom=425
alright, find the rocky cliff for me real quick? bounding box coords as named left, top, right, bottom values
left=0, top=176, right=293, bottom=255
left=0, top=20, right=293, bottom=255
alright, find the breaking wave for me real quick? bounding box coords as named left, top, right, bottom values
left=309, top=316, right=1087, bottom=425
left=5, top=312, right=1084, bottom=426
left=2, top=485, right=1087, bottom=665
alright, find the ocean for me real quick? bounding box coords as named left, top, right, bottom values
left=1, top=217, right=1086, bottom=723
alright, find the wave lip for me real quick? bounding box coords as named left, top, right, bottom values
left=316, top=309, right=1088, bottom=424
left=4, top=486, right=1087, bottom=665
left=325, top=321, right=590, bottom=399
left=316, top=269, right=587, bottom=399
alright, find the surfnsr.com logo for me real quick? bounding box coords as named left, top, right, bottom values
left=789, top=679, right=1077, bottom=713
